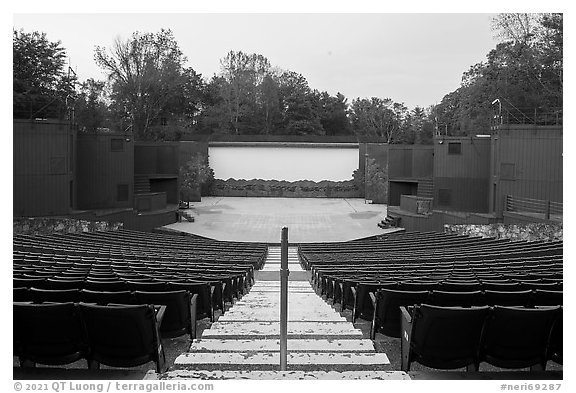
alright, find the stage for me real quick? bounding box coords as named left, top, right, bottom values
left=163, top=197, right=399, bottom=243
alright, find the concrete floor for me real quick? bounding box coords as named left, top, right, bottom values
left=164, top=197, right=394, bottom=243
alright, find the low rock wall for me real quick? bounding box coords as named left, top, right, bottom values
left=13, top=217, right=123, bottom=235
left=445, top=223, right=563, bottom=242
left=211, top=178, right=361, bottom=198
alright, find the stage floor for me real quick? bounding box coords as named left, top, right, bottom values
left=163, top=197, right=396, bottom=243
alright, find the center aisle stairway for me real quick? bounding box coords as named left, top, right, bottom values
left=160, top=247, right=408, bottom=380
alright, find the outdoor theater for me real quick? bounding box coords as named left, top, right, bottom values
left=12, top=12, right=563, bottom=383
left=13, top=114, right=563, bottom=380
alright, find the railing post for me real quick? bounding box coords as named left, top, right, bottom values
left=280, top=227, right=289, bottom=371
left=545, top=200, right=550, bottom=220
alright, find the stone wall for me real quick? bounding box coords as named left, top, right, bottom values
left=445, top=223, right=563, bottom=242
left=13, top=217, right=123, bottom=236
left=210, top=178, right=361, bottom=198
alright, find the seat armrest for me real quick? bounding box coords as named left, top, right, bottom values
left=339, top=281, right=345, bottom=311
left=155, top=305, right=167, bottom=330
left=400, top=306, right=413, bottom=371
left=369, top=291, right=378, bottom=339
left=189, top=293, right=199, bottom=339
left=350, top=286, right=358, bottom=323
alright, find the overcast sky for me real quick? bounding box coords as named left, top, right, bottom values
left=13, top=12, right=500, bottom=110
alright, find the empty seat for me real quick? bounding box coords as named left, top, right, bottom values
left=480, top=305, right=560, bottom=370
left=79, top=303, right=166, bottom=373
left=13, top=302, right=88, bottom=367
left=167, top=281, right=213, bottom=321
left=352, top=281, right=398, bottom=322
left=134, top=290, right=198, bottom=338
left=370, top=288, right=430, bottom=339
left=401, top=304, right=490, bottom=371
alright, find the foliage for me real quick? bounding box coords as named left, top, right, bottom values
left=94, top=29, right=203, bottom=140
left=13, top=29, right=77, bottom=118
left=179, top=154, right=215, bottom=200
left=349, top=97, right=408, bottom=143
left=73, top=79, right=112, bottom=132
left=432, top=13, right=562, bottom=136
left=364, top=158, right=388, bottom=203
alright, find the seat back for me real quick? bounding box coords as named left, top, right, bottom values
left=79, top=303, right=163, bottom=370
left=410, top=304, right=490, bottom=369
left=167, top=281, right=212, bottom=319
left=13, top=302, right=87, bottom=366
left=80, top=289, right=136, bottom=305
left=13, top=287, right=31, bottom=302
left=134, top=290, right=191, bottom=337
left=547, top=307, right=563, bottom=365
left=355, top=281, right=398, bottom=320
left=484, top=290, right=533, bottom=307
left=30, top=288, right=81, bottom=303
left=428, top=290, right=486, bottom=307
left=126, top=281, right=169, bottom=292
left=375, top=289, right=430, bottom=338
left=533, top=290, right=562, bottom=307
left=480, top=305, right=560, bottom=369
left=84, top=280, right=128, bottom=292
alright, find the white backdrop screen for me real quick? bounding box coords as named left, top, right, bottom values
left=209, top=145, right=359, bottom=182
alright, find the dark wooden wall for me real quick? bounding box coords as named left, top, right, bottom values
left=13, top=120, right=75, bottom=217
left=433, top=137, right=491, bottom=213
left=134, top=142, right=180, bottom=204
left=490, top=125, right=563, bottom=216
left=388, top=145, right=433, bottom=179
left=76, top=134, right=134, bottom=209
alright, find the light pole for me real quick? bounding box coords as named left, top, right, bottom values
left=492, top=99, right=502, bottom=125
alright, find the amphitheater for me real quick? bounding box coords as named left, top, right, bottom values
left=13, top=123, right=563, bottom=382
left=13, top=196, right=563, bottom=381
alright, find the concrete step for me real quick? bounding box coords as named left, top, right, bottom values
left=158, top=370, right=409, bottom=380
left=174, top=352, right=390, bottom=367
left=201, top=321, right=363, bottom=339
left=188, top=338, right=376, bottom=352
left=251, top=281, right=312, bottom=287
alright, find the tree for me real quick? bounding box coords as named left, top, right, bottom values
left=349, top=97, right=405, bottom=143
left=74, top=79, right=111, bottom=132
left=94, top=29, right=202, bottom=140
left=179, top=153, right=214, bottom=204
left=319, top=92, right=352, bottom=136
left=218, top=50, right=272, bottom=135
left=278, top=71, right=324, bottom=135
left=13, top=29, right=76, bottom=118
left=433, top=13, right=563, bottom=135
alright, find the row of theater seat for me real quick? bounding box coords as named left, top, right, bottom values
left=14, top=302, right=168, bottom=372
left=368, top=287, right=562, bottom=339
left=12, top=230, right=269, bottom=372
left=400, top=304, right=562, bottom=371
left=322, top=277, right=563, bottom=320
left=14, top=288, right=199, bottom=339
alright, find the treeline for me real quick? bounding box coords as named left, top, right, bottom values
left=13, top=13, right=562, bottom=142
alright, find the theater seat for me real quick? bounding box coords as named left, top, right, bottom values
left=13, top=302, right=88, bottom=367
left=79, top=303, right=166, bottom=373
left=480, top=305, right=560, bottom=370
left=369, top=288, right=430, bottom=338
left=401, top=304, right=490, bottom=371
